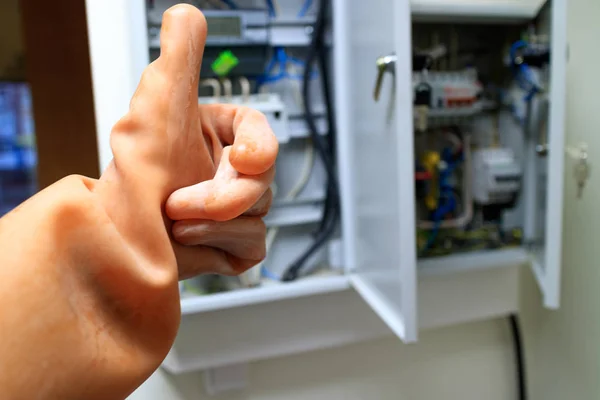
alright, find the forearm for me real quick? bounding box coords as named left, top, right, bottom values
left=0, top=174, right=180, bottom=400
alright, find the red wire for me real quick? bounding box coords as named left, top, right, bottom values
left=415, top=171, right=432, bottom=181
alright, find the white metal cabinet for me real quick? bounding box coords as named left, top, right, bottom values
left=524, top=0, right=567, bottom=309
left=332, top=0, right=568, bottom=338
left=410, top=0, right=548, bottom=20
left=333, top=0, right=418, bottom=341
left=407, top=0, right=568, bottom=309
left=84, top=0, right=568, bottom=373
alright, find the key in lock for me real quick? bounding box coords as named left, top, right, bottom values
left=566, top=143, right=591, bottom=199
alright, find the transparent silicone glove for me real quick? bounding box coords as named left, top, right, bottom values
left=0, top=4, right=277, bottom=399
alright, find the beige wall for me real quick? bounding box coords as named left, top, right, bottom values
left=520, top=0, right=600, bottom=398
left=0, top=0, right=24, bottom=80
left=130, top=318, right=517, bottom=400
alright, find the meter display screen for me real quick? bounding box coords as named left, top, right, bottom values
left=206, top=16, right=242, bottom=38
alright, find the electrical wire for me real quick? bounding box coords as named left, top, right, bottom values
left=265, top=0, right=278, bottom=17
left=220, top=0, right=238, bottom=9
left=509, top=40, right=540, bottom=103
left=282, top=0, right=338, bottom=282
left=257, top=47, right=317, bottom=87
left=200, top=79, right=221, bottom=101
left=418, top=134, right=473, bottom=231
left=221, top=78, right=233, bottom=100
left=509, top=314, right=527, bottom=400
left=316, top=31, right=337, bottom=233
left=298, top=0, right=313, bottom=17
left=419, top=145, right=462, bottom=254
left=239, top=141, right=316, bottom=286
left=286, top=57, right=305, bottom=110
left=238, top=76, right=251, bottom=102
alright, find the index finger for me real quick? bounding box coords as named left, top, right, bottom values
left=199, top=104, right=279, bottom=175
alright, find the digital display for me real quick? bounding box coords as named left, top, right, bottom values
left=206, top=16, right=242, bottom=38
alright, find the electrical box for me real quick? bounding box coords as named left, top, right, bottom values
left=148, top=6, right=270, bottom=79
left=145, top=0, right=565, bottom=345
left=472, top=148, right=522, bottom=205
left=148, top=8, right=269, bottom=47
left=81, top=0, right=568, bottom=375
left=412, top=69, right=483, bottom=113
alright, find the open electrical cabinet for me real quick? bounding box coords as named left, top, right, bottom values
left=84, top=0, right=566, bottom=374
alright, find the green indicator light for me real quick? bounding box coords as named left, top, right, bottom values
left=211, top=50, right=239, bottom=77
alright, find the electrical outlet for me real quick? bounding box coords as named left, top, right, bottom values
left=204, top=363, right=248, bottom=396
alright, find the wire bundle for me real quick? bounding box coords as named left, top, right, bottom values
left=282, top=0, right=338, bottom=281
left=420, top=144, right=463, bottom=254
left=509, top=40, right=540, bottom=103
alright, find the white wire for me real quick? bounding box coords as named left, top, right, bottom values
left=238, top=76, right=251, bottom=103
left=200, top=79, right=221, bottom=100
left=241, top=140, right=315, bottom=286
left=240, top=50, right=315, bottom=286
left=445, top=130, right=462, bottom=151
left=287, top=60, right=305, bottom=113
left=271, top=0, right=281, bottom=17
left=222, top=78, right=233, bottom=101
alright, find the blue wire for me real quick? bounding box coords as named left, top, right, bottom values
left=257, top=47, right=318, bottom=87
left=298, top=0, right=313, bottom=17
left=261, top=266, right=280, bottom=281
left=423, top=220, right=441, bottom=251
left=265, top=0, right=276, bottom=17
left=256, top=47, right=287, bottom=86
left=422, top=147, right=461, bottom=253
left=287, top=56, right=307, bottom=67
left=221, top=0, right=238, bottom=9
left=509, top=40, right=539, bottom=103
left=509, top=40, right=528, bottom=61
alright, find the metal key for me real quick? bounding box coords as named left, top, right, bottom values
left=373, top=53, right=397, bottom=101
left=573, top=144, right=590, bottom=198
left=574, top=156, right=590, bottom=198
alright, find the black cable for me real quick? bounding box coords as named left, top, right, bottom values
left=509, top=314, right=527, bottom=400
left=318, top=178, right=336, bottom=233
left=282, top=0, right=339, bottom=282
left=282, top=204, right=338, bottom=281
left=316, top=35, right=338, bottom=233
left=318, top=38, right=336, bottom=156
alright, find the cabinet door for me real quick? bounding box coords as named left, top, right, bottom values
left=522, top=0, right=567, bottom=309
left=333, top=0, right=418, bottom=341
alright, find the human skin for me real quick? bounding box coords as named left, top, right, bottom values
left=0, top=4, right=277, bottom=400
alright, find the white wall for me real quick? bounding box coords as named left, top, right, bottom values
left=520, top=0, right=600, bottom=398
left=130, top=318, right=517, bottom=399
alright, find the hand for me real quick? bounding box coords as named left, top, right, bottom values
left=165, top=104, right=278, bottom=280
left=99, top=4, right=278, bottom=280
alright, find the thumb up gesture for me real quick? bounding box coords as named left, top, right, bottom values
left=98, top=4, right=278, bottom=280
